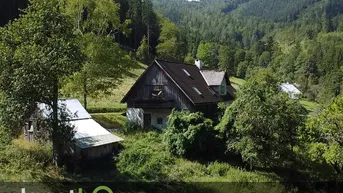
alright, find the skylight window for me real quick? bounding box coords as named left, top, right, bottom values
left=193, top=87, right=202, bottom=95
left=182, top=69, right=191, bottom=77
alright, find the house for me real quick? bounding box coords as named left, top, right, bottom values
left=121, top=59, right=236, bottom=129
left=24, top=99, right=124, bottom=159
left=280, top=82, right=302, bottom=99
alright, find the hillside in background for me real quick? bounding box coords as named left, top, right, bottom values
left=152, top=0, right=343, bottom=105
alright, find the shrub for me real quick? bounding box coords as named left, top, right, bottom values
left=123, top=121, right=143, bottom=134
left=167, top=159, right=207, bottom=180
left=207, top=162, right=232, bottom=177
left=163, top=110, right=222, bottom=160
left=116, top=132, right=175, bottom=180
left=0, top=125, right=11, bottom=146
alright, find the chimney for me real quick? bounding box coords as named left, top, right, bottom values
left=195, top=59, right=202, bottom=69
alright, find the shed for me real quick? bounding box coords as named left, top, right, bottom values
left=280, top=83, right=302, bottom=99
left=24, top=99, right=123, bottom=159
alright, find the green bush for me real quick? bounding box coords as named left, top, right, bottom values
left=123, top=121, right=143, bottom=134
left=207, top=162, right=232, bottom=177
left=167, top=159, right=207, bottom=180
left=116, top=132, right=175, bottom=180
left=163, top=110, right=223, bottom=160
left=0, top=125, right=11, bottom=146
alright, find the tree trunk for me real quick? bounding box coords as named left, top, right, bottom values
left=147, top=24, right=150, bottom=56
left=83, top=72, right=87, bottom=110
left=52, top=79, right=62, bottom=166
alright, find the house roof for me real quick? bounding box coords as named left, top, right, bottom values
left=38, top=99, right=123, bottom=148
left=155, top=60, right=222, bottom=104
left=200, top=70, right=226, bottom=86
left=121, top=59, right=235, bottom=105
left=280, top=83, right=301, bottom=94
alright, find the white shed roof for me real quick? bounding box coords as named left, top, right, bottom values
left=38, top=98, right=92, bottom=120
left=37, top=99, right=123, bottom=149
left=72, top=119, right=124, bottom=149
left=200, top=70, right=226, bottom=86
left=280, top=83, right=301, bottom=94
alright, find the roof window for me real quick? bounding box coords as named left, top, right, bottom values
left=182, top=69, right=191, bottom=77
left=193, top=87, right=202, bottom=95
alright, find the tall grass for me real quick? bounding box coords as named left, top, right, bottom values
left=0, top=138, right=65, bottom=182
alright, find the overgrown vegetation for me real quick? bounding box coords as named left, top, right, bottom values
left=163, top=110, right=223, bottom=160
left=0, top=139, right=64, bottom=182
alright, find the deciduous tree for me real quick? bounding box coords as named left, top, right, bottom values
left=216, top=69, right=307, bottom=168
left=62, top=0, right=134, bottom=109
left=0, top=0, right=84, bottom=164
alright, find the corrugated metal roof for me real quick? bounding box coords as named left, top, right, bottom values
left=72, top=119, right=112, bottom=139
left=75, top=134, right=124, bottom=149
left=38, top=99, right=124, bottom=149
left=38, top=99, right=92, bottom=120
left=70, top=110, right=124, bottom=148
left=200, top=70, right=225, bottom=86
left=280, top=83, right=301, bottom=94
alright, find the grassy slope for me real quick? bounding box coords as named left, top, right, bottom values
left=91, top=112, right=126, bottom=129
left=80, top=62, right=147, bottom=112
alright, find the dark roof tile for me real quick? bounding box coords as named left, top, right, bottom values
left=155, top=60, right=222, bottom=104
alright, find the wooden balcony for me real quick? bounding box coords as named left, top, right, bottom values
left=133, top=99, right=175, bottom=109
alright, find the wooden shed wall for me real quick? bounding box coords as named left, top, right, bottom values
left=75, top=143, right=118, bottom=159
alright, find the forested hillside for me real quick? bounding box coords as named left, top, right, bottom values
left=152, top=0, right=343, bottom=104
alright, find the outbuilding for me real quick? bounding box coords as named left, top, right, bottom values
left=24, top=99, right=123, bottom=159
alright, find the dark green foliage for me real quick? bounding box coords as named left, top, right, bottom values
left=216, top=69, right=307, bottom=168
left=163, top=110, right=222, bottom=160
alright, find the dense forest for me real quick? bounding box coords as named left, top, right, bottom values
left=0, top=0, right=162, bottom=55
left=2, top=1, right=343, bottom=192
left=152, top=0, right=343, bottom=104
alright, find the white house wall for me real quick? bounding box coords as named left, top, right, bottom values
left=143, top=109, right=171, bottom=129
left=127, top=108, right=144, bottom=127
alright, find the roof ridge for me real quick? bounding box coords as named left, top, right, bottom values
left=155, top=59, right=195, bottom=66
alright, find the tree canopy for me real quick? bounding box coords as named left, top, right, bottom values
left=216, top=68, right=307, bottom=168
left=0, top=0, right=84, bottom=164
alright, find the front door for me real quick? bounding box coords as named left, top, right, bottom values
left=143, top=113, right=151, bottom=128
